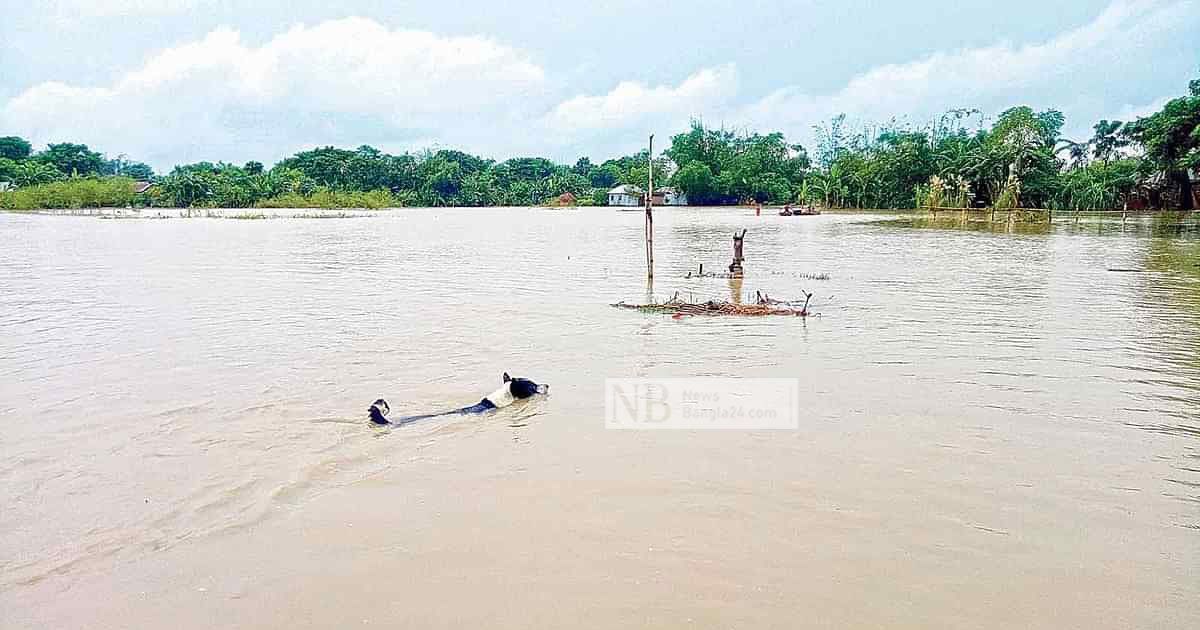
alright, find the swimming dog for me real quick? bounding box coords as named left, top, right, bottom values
left=368, top=372, right=548, bottom=425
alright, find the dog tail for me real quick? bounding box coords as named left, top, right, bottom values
left=368, top=399, right=391, bottom=424
left=369, top=399, right=441, bottom=425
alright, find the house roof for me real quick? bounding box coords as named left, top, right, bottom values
left=133, top=181, right=155, bottom=194
left=608, top=184, right=642, bottom=195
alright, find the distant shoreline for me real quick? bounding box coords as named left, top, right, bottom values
left=8, top=206, right=1170, bottom=220
left=1, top=207, right=387, bottom=219
left=0, top=206, right=916, bottom=220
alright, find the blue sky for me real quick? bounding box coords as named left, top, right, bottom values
left=1, top=0, right=1196, bottom=170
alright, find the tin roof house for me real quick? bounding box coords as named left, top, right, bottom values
left=607, top=184, right=643, bottom=207
left=656, top=187, right=688, bottom=206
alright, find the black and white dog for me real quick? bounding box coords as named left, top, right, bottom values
left=368, top=372, right=548, bottom=425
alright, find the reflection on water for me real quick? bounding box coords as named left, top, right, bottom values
left=890, top=212, right=1200, bottom=238
left=885, top=215, right=1055, bottom=236
left=1, top=209, right=1198, bottom=628
left=727, top=276, right=743, bottom=304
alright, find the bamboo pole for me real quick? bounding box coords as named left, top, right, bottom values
left=645, top=134, right=654, bottom=280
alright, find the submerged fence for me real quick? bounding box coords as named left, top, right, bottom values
left=921, top=205, right=1179, bottom=224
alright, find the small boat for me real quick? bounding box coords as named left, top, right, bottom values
left=778, top=205, right=821, bottom=216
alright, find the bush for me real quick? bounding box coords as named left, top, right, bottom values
left=0, top=176, right=136, bottom=210
left=254, top=187, right=405, bottom=209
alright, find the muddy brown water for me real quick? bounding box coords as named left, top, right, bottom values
left=1, top=208, right=1198, bottom=629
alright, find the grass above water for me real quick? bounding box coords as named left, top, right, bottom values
left=0, top=177, right=137, bottom=210
left=0, top=179, right=406, bottom=211
left=253, top=189, right=401, bottom=209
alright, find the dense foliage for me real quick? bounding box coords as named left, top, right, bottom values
left=1, top=76, right=1196, bottom=211
left=1122, top=79, right=1200, bottom=210
left=0, top=177, right=136, bottom=210
left=666, top=123, right=808, bottom=204
left=800, top=77, right=1198, bottom=211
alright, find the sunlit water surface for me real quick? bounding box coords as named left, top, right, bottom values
left=1, top=209, right=1197, bottom=629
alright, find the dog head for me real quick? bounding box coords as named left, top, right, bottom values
left=502, top=372, right=548, bottom=399
left=368, top=398, right=391, bottom=424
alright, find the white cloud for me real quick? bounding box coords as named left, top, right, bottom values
left=738, top=0, right=1195, bottom=146
left=1, top=17, right=546, bottom=169
left=525, top=64, right=739, bottom=162
left=3, top=1, right=1194, bottom=169
left=544, top=64, right=738, bottom=133
left=1109, top=95, right=1175, bottom=122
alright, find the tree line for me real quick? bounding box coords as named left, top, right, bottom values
left=1, top=75, right=1196, bottom=211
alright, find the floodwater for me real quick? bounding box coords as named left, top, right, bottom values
left=1, top=208, right=1197, bottom=629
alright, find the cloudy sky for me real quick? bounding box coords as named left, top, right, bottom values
left=1, top=0, right=1196, bottom=170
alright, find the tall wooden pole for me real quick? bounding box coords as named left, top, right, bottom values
left=645, top=134, right=654, bottom=280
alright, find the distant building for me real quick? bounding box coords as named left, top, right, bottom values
left=657, top=187, right=688, bottom=206
left=607, top=184, right=643, bottom=207
left=133, top=181, right=155, bottom=194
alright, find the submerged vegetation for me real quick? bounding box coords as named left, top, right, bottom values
left=1, top=77, right=1197, bottom=212
left=0, top=176, right=137, bottom=210
left=252, top=188, right=403, bottom=209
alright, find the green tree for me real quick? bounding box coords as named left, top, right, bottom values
left=37, top=143, right=106, bottom=176
left=160, top=168, right=216, bottom=206
left=750, top=172, right=793, bottom=203
left=1056, top=138, right=1090, bottom=169
left=588, top=167, right=617, bottom=189
left=0, top=157, right=17, bottom=182
left=665, top=120, right=808, bottom=205
left=674, top=162, right=716, bottom=204
left=1123, top=77, right=1199, bottom=209
left=813, top=115, right=849, bottom=170
left=416, top=155, right=464, bottom=205
left=129, top=163, right=154, bottom=180
left=4, top=160, right=65, bottom=186
left=275, top=147, right=357, bottom=188
left=1090, top=120, right=1128, bottom=163
left=1052, top=158, right=1141, bottom=210
left=459, top=171, right=501, bottom=206
left=571, top=157, right=593, bottom=176
left=107, top=159, right=154, bottom=180
left=0, top=136, right=32, bottom=160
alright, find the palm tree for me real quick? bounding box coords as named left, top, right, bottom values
left=1056, top=139, right=1090, bottom=169
left=1090, top=120, right=1127, bottom=164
